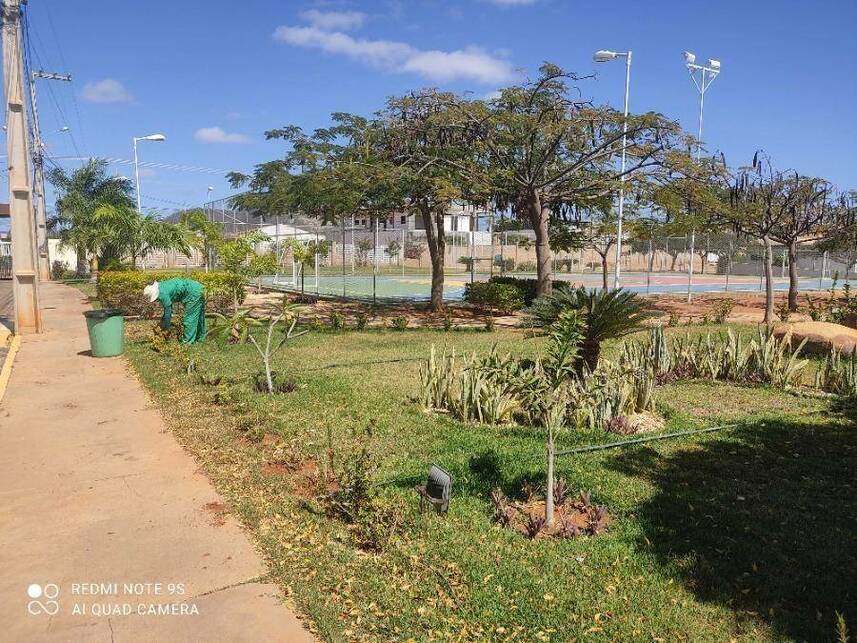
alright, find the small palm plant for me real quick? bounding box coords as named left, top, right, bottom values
left=526, top=287, right=654, bottom=371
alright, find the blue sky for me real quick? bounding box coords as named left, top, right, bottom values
left=6, top=0, right=857, bottom=223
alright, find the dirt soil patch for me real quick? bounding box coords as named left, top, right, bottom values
left=773, top=321, right=857, bottom=355
left=500, top=494, right=612, bottom=540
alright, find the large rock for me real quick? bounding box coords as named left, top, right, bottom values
left=773, top=321, right=857, bottom=355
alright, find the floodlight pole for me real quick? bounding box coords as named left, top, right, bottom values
left=684, top=56, right=720, bottom=302
left=594, top=49, right=632, bottom=290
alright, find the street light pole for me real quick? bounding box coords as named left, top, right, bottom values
left=594, top=49, right=632, bottom=290
left=132, top=133, right=166, bottom=212
left=682, top=51, right=720, bottom=303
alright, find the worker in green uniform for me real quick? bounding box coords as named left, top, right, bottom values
left=143, top=278, right=206, bottom=343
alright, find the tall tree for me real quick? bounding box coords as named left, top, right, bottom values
left=766, top=175, right=833, bottom=310
left=453, top=64, right=690, bottom=296
left=721, top=153, right=818, bottom=324
left=47, top=159, right=135, bottom=275
left=376, top=91, right=486, bottom=311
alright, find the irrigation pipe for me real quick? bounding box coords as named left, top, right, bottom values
left=553, top=421, right=746, bottom=458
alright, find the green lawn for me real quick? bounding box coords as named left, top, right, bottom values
left=122, top=320, right=856, bottom=641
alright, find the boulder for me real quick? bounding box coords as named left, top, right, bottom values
left=773, top=321, right=857, bottom=356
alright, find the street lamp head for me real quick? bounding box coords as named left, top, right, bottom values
left=594, top=50, right=618, bottom=63
left=58, top=126, right=70, bottom=133
left=683, top=50, right=696, bottom=65
left=141, top=133, right=166, bottom=142
left=707, top=58, right=721, bottom=71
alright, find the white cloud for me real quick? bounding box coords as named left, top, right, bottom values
left=81, top=78, right=133, bottom=103
left=194, top=126, right=251, bottom=144
left=300, top=9, right=366, bottom=31
left=273, top=25, right=515, bottom=84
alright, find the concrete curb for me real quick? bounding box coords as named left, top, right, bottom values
left=0, top=334, right=21, bottom=403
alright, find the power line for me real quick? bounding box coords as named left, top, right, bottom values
left=50, top=155, right=233, bottom=176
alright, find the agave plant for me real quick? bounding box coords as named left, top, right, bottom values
left=418, top=346, right=456, bottom=411
left=815, top=348, right=857, bottom=397
left=749, top=328, right=808, bottom=388
left=526, top=287, right=655, bottom=371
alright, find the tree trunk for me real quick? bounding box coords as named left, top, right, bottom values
left=545, top=432, right=555, bottom=527
left=528, top=193, right=553, bottom=297
left=599, top=252, right=609, bottom=291
left=422, top=204, right=446, bottom=313
left=75, top=244, right=88, bottom=276
left=763, top=236, right=774, bottom=326
left=787, top=240, right=799, bottom=311
left=581, top=337, right=600, bottom=373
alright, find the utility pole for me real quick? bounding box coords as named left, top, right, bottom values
left=30, top=69, right=71, bottom=281
left=2, top=0, right=41, bottom=333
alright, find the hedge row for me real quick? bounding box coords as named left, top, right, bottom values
left=463, top=281, right=525, bottom=314
left=96, top=271, right=245, bottom=318
left=486, top=276, right=571, bottom=306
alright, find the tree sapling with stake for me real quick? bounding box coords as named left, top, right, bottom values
left=248, top=302, right=308, bottom=394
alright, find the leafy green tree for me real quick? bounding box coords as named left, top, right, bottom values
left=218, top=230, right=270, bottom=308
left=454, top=64, right=690, bottom=297
left=286, top=239, right=330, bottom=294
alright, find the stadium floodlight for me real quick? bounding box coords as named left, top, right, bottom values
left=133, top=133, right=166, bottom=211
left=682, top=51, right=721, bottom=303
left=594, top=48, right=633, bottom=289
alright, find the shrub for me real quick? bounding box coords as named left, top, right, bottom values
left=493, top=256, right=515, bottom=272
left=329, top=310, right=345, bottom=331
left=486, top=276, right=571, bottom=306
left=516, top=261, right=537, bottom=272
left=97, top=270, right=244, bottom=318
left=463, top=281, right=525, bottom=314
left=389, top=316, right=409, bottom=331
left=711, top=299, right=735, bottom=324
left=354, top=312, right=369, bottom=330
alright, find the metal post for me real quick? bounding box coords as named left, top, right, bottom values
left=684, top=54, right=720, bottom=303
left=613, top=51, right=632, bottom=290
left=28, top=71, right=69, bottom=281
left=401, top=226, right=405, bottom=277
left=133, top=138, right=141, bottom=212
left=2, top=0, right=41, bottom=332
left=342, top=215, right=347, bottom=297
left=470, top=211, right=475, bottom=285
left=372, top=217, right=378, bottom=307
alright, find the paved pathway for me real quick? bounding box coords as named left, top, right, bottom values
left=0, top=283, right=313, bottom=642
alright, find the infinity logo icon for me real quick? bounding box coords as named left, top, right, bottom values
left=27, top=583, right=60, bottom=616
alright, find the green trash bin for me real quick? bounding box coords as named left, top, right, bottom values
left=83, top=308, right=125, bottom=357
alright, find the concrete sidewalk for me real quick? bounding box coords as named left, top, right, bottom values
left=0, top=284, right=314, bottom=642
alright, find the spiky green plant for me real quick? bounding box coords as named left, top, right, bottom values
left=815, top=348, right=857, bottom=397
left=526, top=287, right=654, bottom=371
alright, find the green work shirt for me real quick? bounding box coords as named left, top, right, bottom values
left=157, top=278, right=204, bottom=329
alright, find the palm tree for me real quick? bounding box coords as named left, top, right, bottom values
left=526, top=287, right=655, bottom=371
left=179, top=208, right=223, bottom=271
left=47, top=159, right=135, bottom=275
left=101, top=205, right=191, bottom=269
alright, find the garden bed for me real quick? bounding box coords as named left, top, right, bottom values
left=122, top=318, right=855, bottom=641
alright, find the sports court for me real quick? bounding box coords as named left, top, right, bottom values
left=260, top=270, right=850, bottom=302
